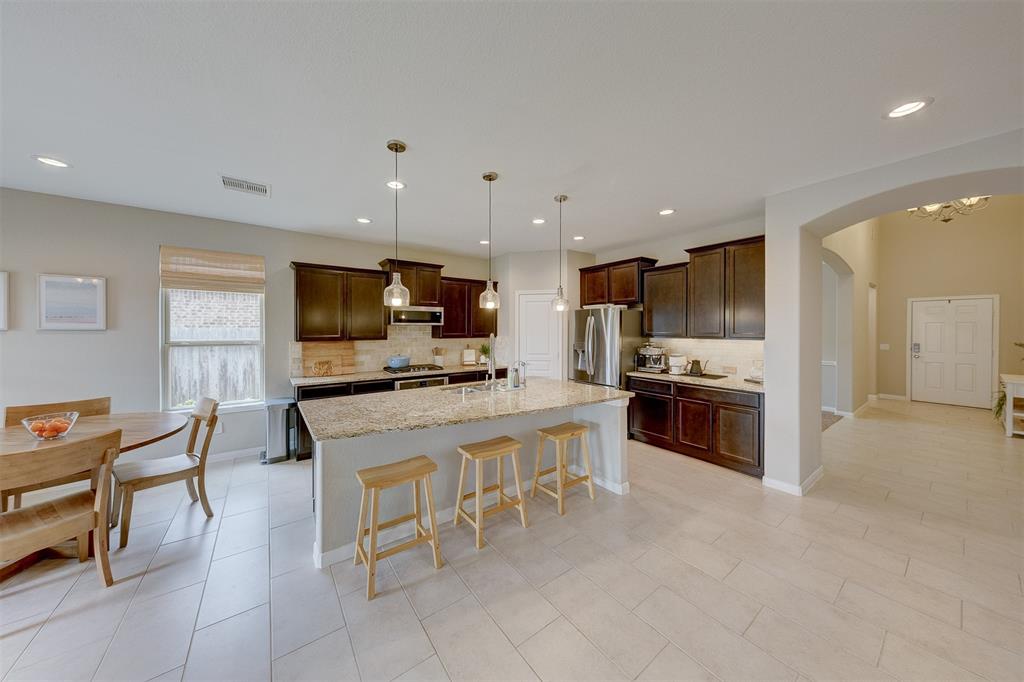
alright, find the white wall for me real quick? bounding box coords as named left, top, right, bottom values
left=0, top=188, right=488, bottom=460
left=821, top=263, right=838, bottom=411
left=594, top=216, right=763, bottom=265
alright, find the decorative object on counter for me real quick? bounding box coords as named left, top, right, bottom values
left=462, top=345, right=477, bottom=366
left=688, top=358, right=705, bottom=376
left=478, top=342, right=491, bottom=366
left=297, top=341, right=355, bottom=377
left=382, top=139, right=411, bottom=307
left=478, top=172, right=501, bottom=310
left=551, top=194, right=570, bottom=312
left=432, top=347, right=445, bottom=366
left=38, top=273, right=106, bottom=330
left=386, top=354, right=411, bottom=369
left=0, top=271, right=8, bottom=331
left=668, top=355, right=687, bottom=375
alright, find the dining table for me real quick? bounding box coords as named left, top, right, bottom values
left=0, top=411, right=189, bottom=580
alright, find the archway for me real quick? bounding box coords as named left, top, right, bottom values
left=821, top=248, right=854, bottom=415
left=762, top=129, right=1023, bottom=495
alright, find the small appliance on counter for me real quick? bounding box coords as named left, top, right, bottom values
left=688, top=359, right=706, bottom=376
left=635, top=342, right=666, bottom=373
left=668, top=355, right=687, bottom=375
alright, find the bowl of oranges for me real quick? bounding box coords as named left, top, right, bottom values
left=22, top=412, right=79, bottom=440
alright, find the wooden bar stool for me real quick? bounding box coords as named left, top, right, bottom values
left=454, top=435, right=528, bottom=549
left=531, top=422, right=595, bottom=515
left=354, top=455, right=442, bottom=600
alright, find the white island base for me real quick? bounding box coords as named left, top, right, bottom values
left=310, top=396, right=630, bottom=568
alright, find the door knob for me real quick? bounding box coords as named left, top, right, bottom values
left=913, top=354, right=920, bottom=358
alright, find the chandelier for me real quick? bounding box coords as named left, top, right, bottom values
left=907, top=196, right=991, bottom=223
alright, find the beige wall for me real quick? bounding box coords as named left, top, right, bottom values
left=875, top=194, right=1024, bottom=396
left=822, top=217, right=880, bottom=410
left=0, top=188, right=487, bottom=458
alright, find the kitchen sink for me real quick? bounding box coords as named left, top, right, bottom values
left=442, top=380, right=524, bottom=395
left=696, top=373, right=729, bottom=380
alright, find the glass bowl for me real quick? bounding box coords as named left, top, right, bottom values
left=21, top=411, right=79, bottom=440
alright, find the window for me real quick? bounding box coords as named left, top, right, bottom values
left=160, top=246, right=266, bottom=410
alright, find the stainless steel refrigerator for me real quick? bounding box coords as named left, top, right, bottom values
left=571, top=306, right=643, bottom=388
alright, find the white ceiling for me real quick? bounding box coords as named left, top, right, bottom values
left=2, top=2, right=1021, bottom=257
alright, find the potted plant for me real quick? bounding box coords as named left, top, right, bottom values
left=994, top=341, right=1024, bottom=420
left=479, top=342, right=491, bottom=365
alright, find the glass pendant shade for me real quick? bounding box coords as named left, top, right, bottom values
left=479, top=280, right=500, bottom=310
left=551, top=285, right=569, bottom=312
left=383, top=272, right=410, bottom=307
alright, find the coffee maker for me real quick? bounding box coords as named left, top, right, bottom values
left=635, top=343, right=666, bottom=373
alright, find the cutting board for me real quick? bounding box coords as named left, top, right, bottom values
left=300, top=342, right=355, bottom=377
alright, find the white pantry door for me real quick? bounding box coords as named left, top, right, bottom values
left=516, top=292, right=562, bottom=379
left=910, top=298, right=994, bottom=408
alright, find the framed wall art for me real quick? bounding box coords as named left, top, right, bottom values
left=38, top=274, right=107, bottom=330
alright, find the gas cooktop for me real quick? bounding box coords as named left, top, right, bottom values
left=382, top=364, right=444, bottom=375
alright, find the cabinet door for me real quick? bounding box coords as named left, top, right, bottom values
left=345, top=271, right=387, bottom=340
left=469, top=281, right=498, bottom=336
left=295, top=267, right=345, bottom=341
left=676, top=397, right=712, bottom=453
left=713, top=403, right=761, bottom=470
left=643, top=266, right=687, bottom=337
left=609, top=262, right=640, bottom=304
left=437, top=279, right=470, bottom=338
left=726, top=240, right=765, bottom=339
left=395, top=263, right=418, bottom=304
left=581, top=268, right=609, bottom=306
left=687, top=248, right=725, bottom=338
left=628, top=391, right=674, bottom=442
left=417, top=267, right=442, bottom=306
left=351, top=379, right=395, bottom=394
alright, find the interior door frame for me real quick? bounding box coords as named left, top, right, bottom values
left=514, top=289, right=566, bottom=380
left=905, top=294, right=999, bottom=406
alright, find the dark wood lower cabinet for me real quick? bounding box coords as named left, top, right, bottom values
left=628, top=376, right=763, bottom=477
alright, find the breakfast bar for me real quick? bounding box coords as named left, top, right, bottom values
left=298, top=378, right=633, bottom=567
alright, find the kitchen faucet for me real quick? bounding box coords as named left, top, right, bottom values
left=487, top=333, right=496, bottom=383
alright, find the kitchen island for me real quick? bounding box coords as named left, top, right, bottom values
left=299, top=378, right=633, bottom=567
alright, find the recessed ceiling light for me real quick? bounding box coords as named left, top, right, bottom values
left=532, top=218, right=545, bottom=225
left=386, top=180, right=405, bottom=189
left=659, top=208, right=675, bottom=216
left=356, top=217, right=373, bottom=224
left=33, top=155, right=70, bottom=168
left=479, top=240, right=489, bottom=245
left=886, top=98, right=933, bottom=119
left=573, top=236, right=585, bottom=241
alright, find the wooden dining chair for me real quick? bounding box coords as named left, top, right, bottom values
left=110, top=398, right=218, bottom=548
left=0, top=430, right=120, bottom=587
left=2, top=396, right=112, bottom=511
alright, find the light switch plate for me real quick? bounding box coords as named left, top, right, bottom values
left=722, top=365, right=737, bottom=374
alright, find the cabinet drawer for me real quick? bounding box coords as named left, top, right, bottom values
left=674, top=384, right=759, bottom=408
left=296, top=383, right=352, bottom=401
left=351, top=379, right=395, bottom=394
left=627, top=376, right=674, bottom=396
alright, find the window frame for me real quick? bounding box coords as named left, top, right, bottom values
left=160, top=287, right=266, bottom=412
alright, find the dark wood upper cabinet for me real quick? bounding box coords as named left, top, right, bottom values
left=580, top=257, right=656, bottom=307
left=294, top=265, right=346, bottom=341
left=345, top=269, right=387, bottom=340
left=642, top=264, right=687, bottom=337
left=434, top=277, right=498, bottom=338
left=686, top=247, right=726, bottom=338
left=378, top=259, right=443, bottom=307
left=292, top=262, right=386, bottom=341
left=725, top=238, right=765, bottom=339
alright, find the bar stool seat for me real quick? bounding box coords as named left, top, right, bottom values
left=354, top=454, right=442, bottom=600
left=531, top=421, right=595, bottom=515
left=454, top=435, right=528, bottom=549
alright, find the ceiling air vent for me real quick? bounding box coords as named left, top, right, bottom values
left=221, top=175, right=271, bottom=197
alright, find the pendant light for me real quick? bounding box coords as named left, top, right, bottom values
left=551, top=194, right=570, bottom=312
left=383, top=139, right=410, bottom=307
left=479, top=172, right=500, bottom=310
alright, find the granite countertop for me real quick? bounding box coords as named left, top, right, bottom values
left=297, top=377, right=634, bottom=441
left=290, top=364, right=502, bottom=387
left=626, top=370, right=765, bottom=394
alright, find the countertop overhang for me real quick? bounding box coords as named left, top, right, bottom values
left=298, top=378, right=633, bottom=441
left=291, top=364, right=501, bottom=387
left=626, top=370, right=765, bottom=394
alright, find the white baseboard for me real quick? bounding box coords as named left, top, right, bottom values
left=867, top=394, right=879, bottom=401
left=762, top=465, right=824, bottom=497
left=834, top=410, right=855, bottom=418
left=821, top=406, right=837, bottom=414
left=877, top=393, right=908, bottom=401
left=567, top=464, right=629, bottom=495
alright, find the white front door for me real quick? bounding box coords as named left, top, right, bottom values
left=516, top=292, right=563, bottom=379
left=910, top=298, right=994, bottom=408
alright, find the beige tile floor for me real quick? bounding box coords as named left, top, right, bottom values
left=1, top=398, right=1021, bottom=681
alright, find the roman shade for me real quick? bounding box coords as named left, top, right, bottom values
left=160, top=246, right=265, bottom=294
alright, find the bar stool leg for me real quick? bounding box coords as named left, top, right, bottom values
left=531, top=437, right=544, bottom=498
left=498, top=453, right=505, bottom=503
left=580, top=434, right=596, bottom=500
left=556, top=441, right=566, bottom=516
left=474, top=458, right=485, bottom=550
left=454, top=454, right=468, bottom=527
left=354, top=485, right=368, bottom=565
left=424, top=475, right=443, bottom=569
left=366, top=488, right=380, bottom=599
left=510, top=447, right=529, bottom=528
left=413, top=478, right=423, bottom=538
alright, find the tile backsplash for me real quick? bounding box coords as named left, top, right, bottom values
left=290, top=326, right=493, bottom=376
left=645, top=338, right=764, bottom=377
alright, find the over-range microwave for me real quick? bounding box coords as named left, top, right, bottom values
left=388, top=306, right=444, bottom=326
